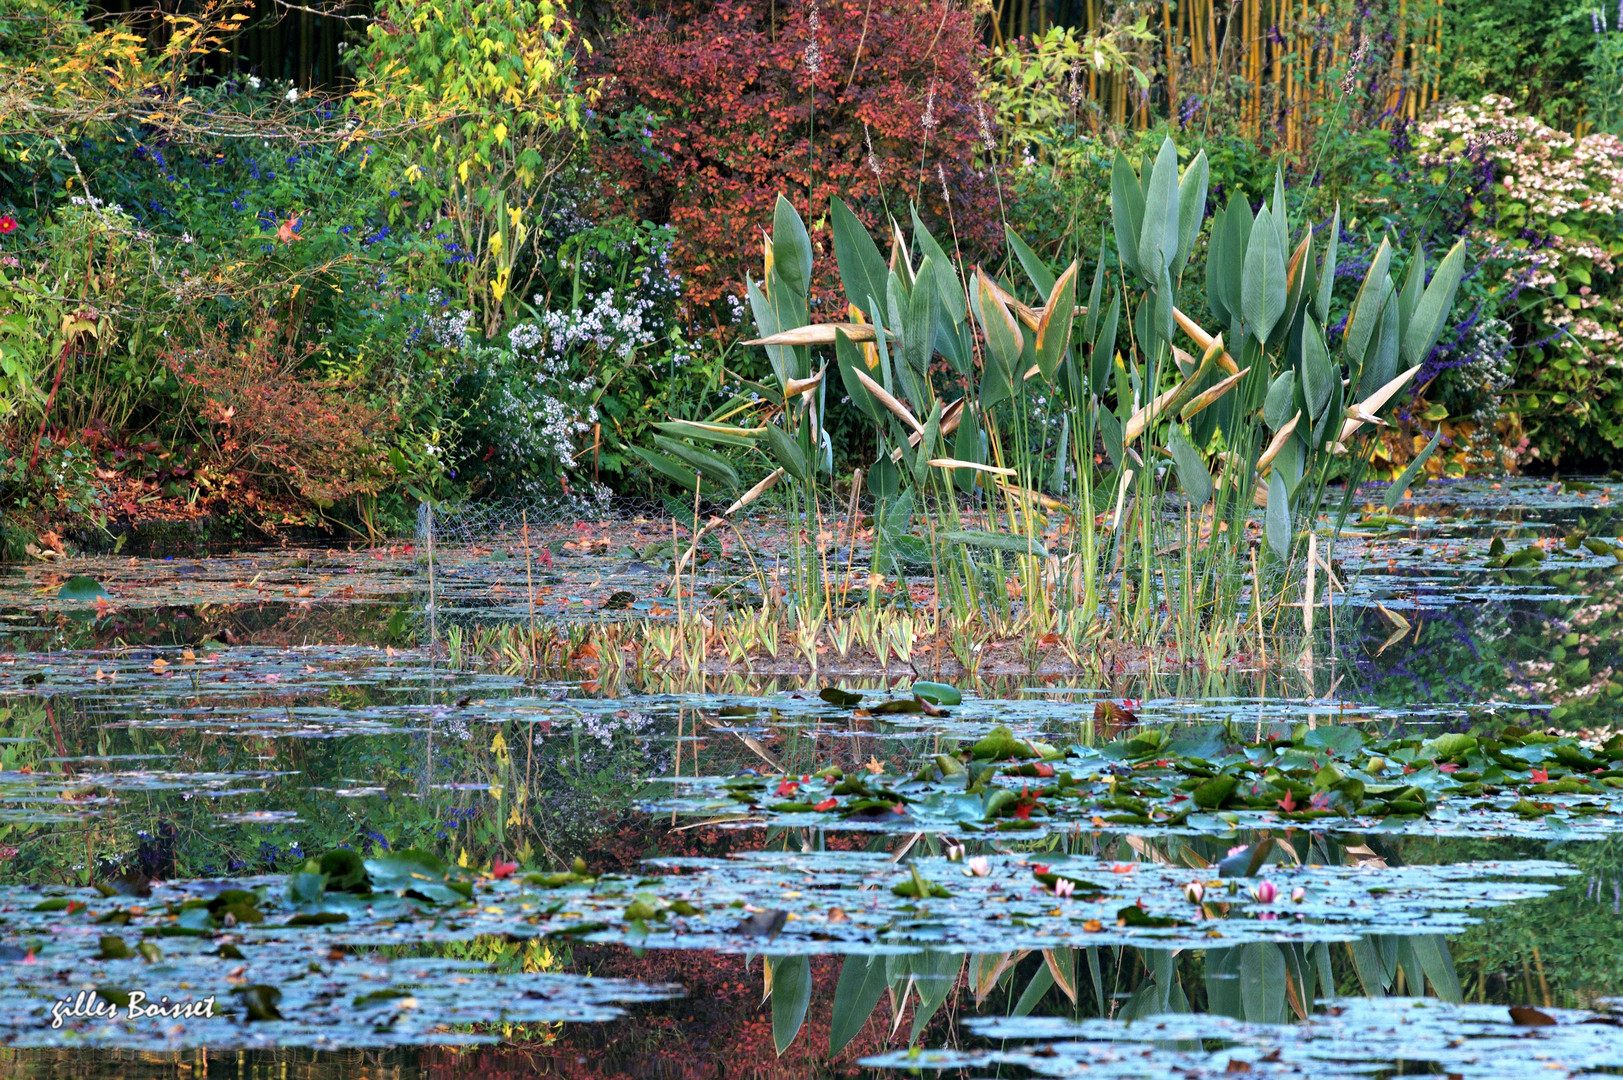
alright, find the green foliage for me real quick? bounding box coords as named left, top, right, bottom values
left=1437, top=0, right=1595, bottom=128
left=358, top=0, right=594, bottom=333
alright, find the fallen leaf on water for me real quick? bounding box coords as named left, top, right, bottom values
left=1508, top=1005, right=1557, bottom=1027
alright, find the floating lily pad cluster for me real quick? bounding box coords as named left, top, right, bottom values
left=653, top=721, right=1623, bottom=838
left=0, top=849, right=680, bottom=1049
left=0, top=845, right=1574, bottom=1013
left=861, top=997, right=1623, bottom=1079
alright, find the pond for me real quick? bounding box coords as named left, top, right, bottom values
left=1, top=478, right=1621, bottom=1079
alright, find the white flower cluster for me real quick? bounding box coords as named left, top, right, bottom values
left=468, top=344, right=599, bottom=480
left=523, top=287, right=667, bottom=365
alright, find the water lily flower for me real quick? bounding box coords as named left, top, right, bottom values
left=966, top=857, right=990, bottom=877
left=1253, top=880, right=1279, bottom=904
left=1183, top=881, right=1205, bottom=904
left=1291, top=886, right=1307, bottom=903
left=944, top=841, right=965, bottom=862
left=1054, top=878, right=1075, bottom=898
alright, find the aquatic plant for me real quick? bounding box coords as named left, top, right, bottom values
left=637, top=137, right=1467, bottom=669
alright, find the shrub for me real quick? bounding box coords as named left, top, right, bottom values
left=588, top=0, right=1003, bottom=313
left=1414, top=95, right=1623, bottom=465
left=167, top=324, right=399, bottom=512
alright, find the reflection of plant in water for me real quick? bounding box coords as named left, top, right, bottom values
left=1348, top=513, right=1623, bottom=725
left=1404, top=834, right=1623, bottom=1008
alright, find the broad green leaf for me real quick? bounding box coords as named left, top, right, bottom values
left=763, top=423, right=809, bottom=482
left=1012, top=958, right=1055, bottom=1016
left=1397, top=239, right=1426, bottom=344
left=1266, top=470, right=1292, bottom=560
left=1315, top=205, right=1340, bottom=324
left=1110, top=150, right=1144, bottom=278
left=909, top=951, right=961, bottom=1043
left=1270, top=164, right=1289, bottom=258
left=1168, top=426, right=1212, bottom=506
left=771, top=195, right=813, bottom=299
left=1216, top=194, right=1252, bottom=332
left=745, top=274, right=789, bottom=389
left=1085, top=946, right=1106, bottom=1018
left=904, top=257, right=941, bottom=379
left=1091, top=293, right=1120, bottom=390
left=1205, top=947, right=1242, bottom=1018
left=1402, top=238, right=1467, bottom=366
left=941, top=530, right=1048, bottom=558
left=1358, top=280, right=1402, bottom=400
left=910, top=207, right=968, bottom=323
left=975, top=275, right=1024, bottom=387
left=1173, top=149, right=1209, bottom=277
left=1384, top=427, right=1445, bottom=510
left=629, top=445, right=701, bottom=493
left=1035, top=261, right=1078, bottom=381
left=952, top=403, right=981, bottom=492
left=911, top=401, right=943, bottom=489
left=829, top=954, right=887, bottom=1054
left=1343, top=238, right=1392, bottom=363
left=1300, top=319, right=1335, bottom=422
left=835, top=329, right=882, bottom=423
left=769, top=954, right=812, bottom=1055
left=1097, top=401, right=1125, bottom=469
left=1239, top=942, right=1287, bottom=1024
left=831, top=197, right=888, bottom=320
left=1410, top=934, right=1464, bottom=1003
left=1137, top=137, right=1181, bottom=277
left=1263, top=370, right=1297, bottom=430
left=654, top=421, right=760, bottom=449
left=1348, top=936, right=1389, bottom=996
left=1241, top=210, right=1287, bottom=344
left=652, top=435, right=739, bottom=489
left=1006, top=225, right=1056, bottom=297
left=1085, top=231, right=1108, bottom=341
left=1207, top=200, right=1231, bottom=325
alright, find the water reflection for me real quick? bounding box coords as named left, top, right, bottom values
left=1, top=479, right=1622, bottom=1076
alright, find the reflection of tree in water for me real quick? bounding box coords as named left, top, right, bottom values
left=1406, top=834, right=1623, bottom=1008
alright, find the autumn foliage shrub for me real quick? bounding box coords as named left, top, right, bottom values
left=168, top=326, right=398, bottom=511
left=588, top=0, right=1004, bottom=314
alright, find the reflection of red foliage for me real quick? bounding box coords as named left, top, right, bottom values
left=418, top=944, right=953, bottom=1079
left=413, top=821, right=958, bottom=1078
left=589, top=0, right=1001, bottom=311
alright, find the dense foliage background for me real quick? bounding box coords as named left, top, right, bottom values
left=3, top=0, right=1622, bottom=546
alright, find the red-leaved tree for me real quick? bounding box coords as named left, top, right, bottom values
left=589, top=0, right=1004, bottom=317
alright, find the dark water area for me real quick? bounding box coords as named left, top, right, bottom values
left=2, top=479, right=1622, bottom=1079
